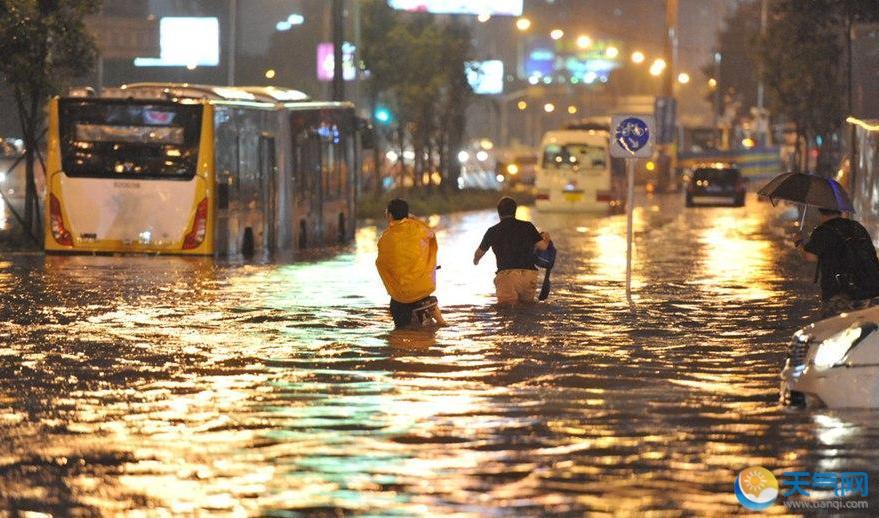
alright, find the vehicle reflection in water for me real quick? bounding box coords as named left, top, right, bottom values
left=0, top=193, right=878, bottom=515
left=698, top=211, right=779, bottom=301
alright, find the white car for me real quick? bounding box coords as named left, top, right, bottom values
left=780, top=306, right=879, bottom=408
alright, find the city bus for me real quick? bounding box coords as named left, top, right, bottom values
left=534, top=121, right=625, bottom=212
left=45, top=83, right=363, bottom=258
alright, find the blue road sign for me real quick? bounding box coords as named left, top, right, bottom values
left=615, top=118, right=650, bottom=153
left=611, top=114, right=654, bottom=158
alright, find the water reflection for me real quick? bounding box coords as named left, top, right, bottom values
left=697, top=207, right=779, bottom=300
left=0, top=193, right=877, bottom=514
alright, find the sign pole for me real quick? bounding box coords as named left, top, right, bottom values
left=611, top=114, right=654, bottom=308
left=625, top=158, right=636, bottom=305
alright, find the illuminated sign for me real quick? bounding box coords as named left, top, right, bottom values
left=134, top=17, right=219, bottom=67
left=316, top=42, right=357, bottom=82
left=523, top=37, right=621, bottom=83
left=388, top=0, right=523, bottom=16
left=467, top=60, right=504, bottom=95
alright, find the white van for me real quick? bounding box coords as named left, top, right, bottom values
left=535, top=127, right=624, bottom=212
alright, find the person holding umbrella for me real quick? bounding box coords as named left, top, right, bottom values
left=759, top=172, right=879, bottom=317
left=795, top=208, right=879, bottom=318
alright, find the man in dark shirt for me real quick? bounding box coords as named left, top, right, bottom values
left=797, top=208, right=879, bottom=318
left=473, top=197, right=551, bottom=304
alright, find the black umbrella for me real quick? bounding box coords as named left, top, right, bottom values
left=758, top=172, right=854, bottom=228
left=758, top=172, right=854, bottom=212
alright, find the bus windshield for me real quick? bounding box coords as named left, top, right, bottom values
left=542, top=143, right=606, bottom=170
left=59, top=99, right=203, bottom=179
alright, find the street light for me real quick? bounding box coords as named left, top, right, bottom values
left=544, top=103, right=555, bottom=113
left=265, top=69, right=276, bottom=79
left=631, top=51, right=645, bottom=64
left=567, top=105, right=578, bottom=114
left=649, top=58, right=666, bottom=76
left=677, top=72, right=690, bottom=84
left=516, top=17, right=532, bottom=31
left=477, top=13, right=491, bottom=23
left=606, top=46, right=619, bottom=59
left=517, top=100, right=528, bottom=110
left=550, top=29, right=564, bottom=40
left=708, top=78, right=717, bottom=89
left=576, top=35, right=592, bottom=49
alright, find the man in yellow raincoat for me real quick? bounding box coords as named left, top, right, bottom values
left=376, top=199, right=445, bottom=328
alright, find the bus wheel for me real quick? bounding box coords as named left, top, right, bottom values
left=242, top=227, right=255, bottom=257
left=338, top=213, right=346, bottom=243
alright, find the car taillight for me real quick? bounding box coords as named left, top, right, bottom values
left=182, top=198, right=208, bottom=250
left=49, top=194, right=73, bottom=246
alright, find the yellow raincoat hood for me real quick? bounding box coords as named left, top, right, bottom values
left=376, top=218, right=438, bottom=303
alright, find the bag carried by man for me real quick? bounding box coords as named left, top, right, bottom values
left=534, top=242, right=557, bottom=301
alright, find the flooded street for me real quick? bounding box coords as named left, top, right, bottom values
left=2, top=192, right=878, bottom=515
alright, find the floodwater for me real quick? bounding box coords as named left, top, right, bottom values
left=1, top=193, right=878, bottom=516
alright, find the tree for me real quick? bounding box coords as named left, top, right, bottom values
left=360, top=0, right=473, bottom=192
left=702, top=2, right=761, bottom=124
left=0, top=0, right=99, bottom=244
left=757, top=0, right=842, bottom=173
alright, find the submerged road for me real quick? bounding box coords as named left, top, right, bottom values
left=1, top=192, right=877, bottom=515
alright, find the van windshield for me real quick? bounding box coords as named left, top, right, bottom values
left=59, top=99, right=203, bottom=180
left=543, top=144, right=606, bottom=170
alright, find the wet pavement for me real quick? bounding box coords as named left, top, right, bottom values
left=1, top=191, right=878, bottom=516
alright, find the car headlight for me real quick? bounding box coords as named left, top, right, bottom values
left=813, top=323, right=876, bottom=370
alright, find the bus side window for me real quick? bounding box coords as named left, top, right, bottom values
left=321, top=138, right=331, bottom=199
left=218, top=172, right=231, bottom=210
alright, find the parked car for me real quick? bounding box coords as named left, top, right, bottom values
left=780, top=306, right=879, bottom=408
left=685, top=164, right=746, bottom=207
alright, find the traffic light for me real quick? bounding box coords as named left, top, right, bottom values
left=374, top=106, right=392, bottom=125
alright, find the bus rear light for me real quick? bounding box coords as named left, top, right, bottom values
left=182, top=198, right=208, bottom=250
left=49, top=194, right=73, bottom=246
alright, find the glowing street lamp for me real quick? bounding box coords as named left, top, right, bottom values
left=516, top=17, right=531, bottom=31
left=567, top=105, right=578, bottom=115
left=631, top=51, right=645, bottom=64
left=477, top=13, right=491, bottom=23
left=677, top=72, right=690, bottom=84
left=544, top=103, right=555, bottom=113
left=550, top=29, right=564, bottom=40
left=649, top=58, right=666, bottom=76
left=605, top=46, right=619, bottom=59
left=708, top=78, right=718, bottom=89
left=576, top=35, right=592, bottom=49
left=265, top=69, right=276, bottom=79
left=517, top=100, right=528, bottom=110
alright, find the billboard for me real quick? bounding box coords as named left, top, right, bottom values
left=317, top=42, right=357, bottom=82
left=388, top=0, right=523, bottom=16
left=466, top=60, right=504, bottom=95
left=134, top=17, right=219, bottom=67
left=524, top=37, right=621, bottom=83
